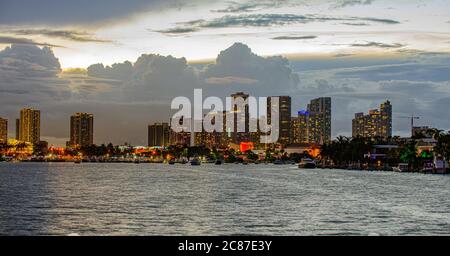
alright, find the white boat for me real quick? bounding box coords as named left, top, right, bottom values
left=298, top=158, right=316, bottom=169
left=393, top=163, right=409, bottom=172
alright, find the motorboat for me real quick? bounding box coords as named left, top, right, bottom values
left=190, top=158, right=201, bottom=166
left=298, top=158, right=316, bottom=169
left=393, top=163, right=409, bottom=172
left=273, top=159, right=284, bottom=165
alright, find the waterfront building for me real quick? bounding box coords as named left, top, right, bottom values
left=230, top=92, right=250, bottom=144
left=291, top=110, right=309, bottom=144
left=352, top=100, right=392, bottom=138
left=18, top=108, right=40, bottom=144
left=148, top=122, right=170, bottom=147
left=69, top=113, right=94, bottom=148
left=15, top=119, right=19, bottom=140
left=307, top=97, right=332, bottom=144
left=0, top=117, right=7, bottom=143
left=267, top=96, right=291, bottom=146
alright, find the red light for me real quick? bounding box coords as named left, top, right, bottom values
left=240, top=142, right=254, bottom=152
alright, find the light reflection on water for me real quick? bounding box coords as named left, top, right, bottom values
left=0, top=162, right=449, bottom=236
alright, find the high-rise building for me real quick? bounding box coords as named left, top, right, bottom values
left=148, top=122, right=170, bottom=147
left=70, top=113, right=94, bottom=147
left=230, top=92, right=250, bottom=144
left=267, top=96, right=291, bottom=145
left=15, top=119, right=20, bottom=140
left=352, top=100, right=392, bottom=138
left=291, top=110, right=309, bottom=144
left=307, top=97, right=331, bottom=144
left=19, top=108, right=40, bottom=144
left=0, top=117, right=7, bottom=143
left=380, top=100, right=392, bottom=138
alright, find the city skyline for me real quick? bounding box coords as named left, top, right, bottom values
left=0, top=1, right=449, bottom=146
left=0, top=96, right=434, bottom=148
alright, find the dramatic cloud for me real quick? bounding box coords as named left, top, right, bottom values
left=10, top=29, right=112, bottom=43
left=272, top=35, right=317, bottom=40
left=200, top=43, right=299, bottom=95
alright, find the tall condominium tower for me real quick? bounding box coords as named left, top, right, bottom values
left=0, top=117, right=7, bottom=143
left=19, top=108, right=40, bottom=144
left=307, top=97, right=332, bottom=144
left=267, top=96, right=291, bottom=145
left=148, top=122, right=170, bottom=147
left=70, top=113, right=94, bottom=147
left=352, top=100, right=392, bottom=138
left=230, top=92, right=250, bottom=144
left=291, top=110, right=310, bottom=144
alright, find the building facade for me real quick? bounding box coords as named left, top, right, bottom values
left=267, top=96, right=291, bottom=146
left=148, top=122, right=170, bottom=147
left=291, top=111, right=309, bottom=144
left=0, top=117, right=7, bottom=143
left=70, top=113, right=94, bottom=147
left=230, top=92, right=250, bottom=145
left=352, top=100, right=392, bottom=138
left=18, top=108, right=40, bottom=144
left=307, top=97, right=332, bottom=144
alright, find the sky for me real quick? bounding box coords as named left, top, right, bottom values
left=0, top=0, right=449, bottom=146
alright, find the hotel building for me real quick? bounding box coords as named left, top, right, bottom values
left=0, top=117, right=7, bottom=143
left=18, top=108, right=40, bottom=144
left=352, top=100, right=392, bottom=138
left=69, top=113, right=94, bottom=147
left=148, top=122, right=170, bottom=147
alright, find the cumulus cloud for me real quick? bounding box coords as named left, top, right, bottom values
left=200, top=42, right=299, bottom=95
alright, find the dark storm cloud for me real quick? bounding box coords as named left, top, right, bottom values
left=0, top=0, right=182, bottom=25
left=10, top=29, right=112, bottom=43
left=0, top=36, right=61, bottom=47
left=272, top=35, right=317, bottom=40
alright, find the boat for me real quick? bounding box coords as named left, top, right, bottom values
left=134, top=159, right=140, bottom=164
left=215, top=160, right=222, bottom=165
left=298, top=158, right=316, bottom=169
left=393, top=163, right=409, bottom=173
left=74, top=159, right=81, bottom=164
left=190, top=158, right=201, bottom=166
left=168, top=160, right=175, bottom=165
left=273, top=159, right=284, bottom=165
